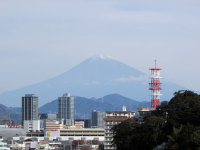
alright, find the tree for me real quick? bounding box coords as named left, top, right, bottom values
left=112, top=117, right=167, bottom=150
left=168, top=90, right=200, bottom=126
left=112, top=90, right=200, bottom=150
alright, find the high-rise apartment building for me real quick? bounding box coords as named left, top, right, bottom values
left=58, top=93, right=74, bottom=125
left=22, top=94, right=38, bottom=122
left=22, top=94, right=40, bottom=131
left=92, top=110, right=105, bottom=128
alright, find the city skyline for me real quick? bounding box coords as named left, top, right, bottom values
left=1, top=0, right=200, bottom=94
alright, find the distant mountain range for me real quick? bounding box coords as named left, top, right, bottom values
left=0, top=55, right=186, bottom=107
left=0, top=104, right=21, bottom=122
left=0, top=93, right=150, bottom=120
left=40, top=93, right=151, bottom=119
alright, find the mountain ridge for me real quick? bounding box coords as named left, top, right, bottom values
left=0, top=55, right=186, bottom=107
left=39, top=93, right=151, bottom=119
left=0, top=93, right=150, bottom=121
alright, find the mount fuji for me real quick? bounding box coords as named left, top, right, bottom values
left=0, top=55, right=185, bottom=107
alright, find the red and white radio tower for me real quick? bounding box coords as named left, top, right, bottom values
left=149, top=60, right=162, bottom=108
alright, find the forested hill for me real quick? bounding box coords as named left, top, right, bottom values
left=112, top=90, right=200, bottom=150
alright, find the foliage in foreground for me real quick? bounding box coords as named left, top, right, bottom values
left=112, top=90, right=200, bottom=150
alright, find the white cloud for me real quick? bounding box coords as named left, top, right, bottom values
left=114, top=76, right=148, bottom=83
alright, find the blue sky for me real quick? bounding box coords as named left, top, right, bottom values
left=0, top=0, right=200, bottom=93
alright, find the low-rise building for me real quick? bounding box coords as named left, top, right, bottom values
left=44, top=127, right=104, bottom=141
left=74, top=121, right=84, bottom=128
left=44, top=120, right=63, bottom=130
left=137, top=108, right=153, bottom=123
left=39, top=113, right=57, bottom=129
left=75, top=119, right=91, bottom=128
left=23, top=120, right=40, bottom=132
left=60, top=128, right=104, bottom=137
left=44, top=120, right=63, bottom=137
left=26, top=130, right=44, bottom=137
left=137, top=108, right=151, bottom=118
left=10, top=136, right=103, bottom=150
left=0, top=137, right=9, bottom=150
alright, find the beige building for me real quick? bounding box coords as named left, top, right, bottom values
left=74, top=121, right=84, bottom=128
left=44, top=120, right=63, bottom=137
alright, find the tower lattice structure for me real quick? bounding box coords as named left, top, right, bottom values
left=149, top=60, right=162, bottom=108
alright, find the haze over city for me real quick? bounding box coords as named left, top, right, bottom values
left=1, top=1, right=200, bottom=150
left=1, top=0, right=200, bottom=94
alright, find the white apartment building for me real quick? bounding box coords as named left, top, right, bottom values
left=60, top=128, right=104, bottom=138
left=23, top=120, right=40, bottom=132
left=104, top=107, right=136, bottom=150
